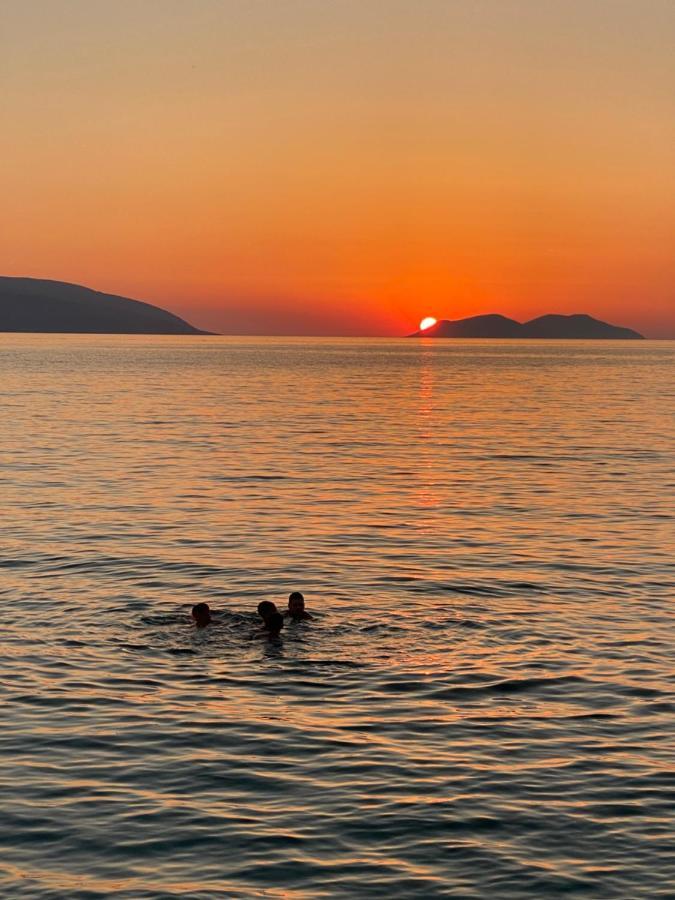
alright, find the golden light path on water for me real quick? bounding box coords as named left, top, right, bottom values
left=0, top=335, right=673, bottom=898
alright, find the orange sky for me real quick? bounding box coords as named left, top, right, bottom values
left=1, top=1, right=674, bottom=336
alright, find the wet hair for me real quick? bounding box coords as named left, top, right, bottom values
left=191, top=602, right=211, bottom=625
left=265, top=611, right=284, bottom=636
left=257, top=600, right=277, bottom=619
left=288, top=591, right=305, bottom=607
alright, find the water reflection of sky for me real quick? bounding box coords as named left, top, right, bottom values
left=1, top=335, right=673, bottom=898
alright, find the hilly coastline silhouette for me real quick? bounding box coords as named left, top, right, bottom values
left=0, top=278, right=646, bottom=339
left=409, top=314, right=643, bottom=339
left=0, top=277, right=208, bottom=334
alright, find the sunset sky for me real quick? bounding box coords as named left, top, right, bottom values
left=2, top=1, right=674, bottom=336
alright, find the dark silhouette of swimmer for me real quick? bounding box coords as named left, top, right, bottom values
left=191, top=602, right=212, bottom=628
left=257, top=600, right=278, bottom=623
left=284, top=591, right=314, bottom=621
left=254, top=601, right=283, bottom=638
left=263, top=611, right=284, bottom=638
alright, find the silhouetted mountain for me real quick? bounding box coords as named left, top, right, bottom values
left=521, top=314, right=642, bottom=339
left=411, top=314, right=523, bottom=338
left=0, top=277, right=209, bottom=334
left=409, top=313, right=643, bottom=339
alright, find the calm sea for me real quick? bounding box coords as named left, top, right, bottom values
left=1, top=335, right=673, bottom=899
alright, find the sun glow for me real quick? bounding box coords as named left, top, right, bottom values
left=419, top=317, right=437, bottom=331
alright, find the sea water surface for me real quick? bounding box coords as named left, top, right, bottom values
left=1, top=336, right=673, bottom=899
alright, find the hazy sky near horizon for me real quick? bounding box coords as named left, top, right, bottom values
left=1, top=1, right=674, bottom=336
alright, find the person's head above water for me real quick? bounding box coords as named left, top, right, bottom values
left=264, top=611, right=284, bottom=637
left=288, top=592, right=305, bottom=616
left=257, top=600, right=277, bottom=621
left=191, top=602, right=212, bottom=627
left=286, top=591, right=313, bottom=621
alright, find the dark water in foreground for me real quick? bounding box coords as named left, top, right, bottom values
left=1, top=336, right=674, bottom=899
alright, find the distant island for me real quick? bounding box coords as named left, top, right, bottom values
left=409, top=314, right=644, bottom=340
left=0, top=277, right=209, bottom=334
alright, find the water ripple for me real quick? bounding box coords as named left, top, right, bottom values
left=1, top=336, right=674, bottom=898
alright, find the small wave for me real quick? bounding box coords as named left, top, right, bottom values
left=430, top=674, right=589, bottom=701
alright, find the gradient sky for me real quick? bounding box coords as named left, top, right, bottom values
left=1, top=1, right=674, bottom=336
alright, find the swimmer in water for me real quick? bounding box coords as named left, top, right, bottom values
left=191, top=602, right=212, bottom=628
left=263, top=611, right=284, bottom=638
left=284, top=591, right=314, bottom=622
left=254, top=601, right=283, bottom=639
left=257, top=600, right=278, bottom=623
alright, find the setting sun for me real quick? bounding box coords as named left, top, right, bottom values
left=419, top=317, right=437, bottom=331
